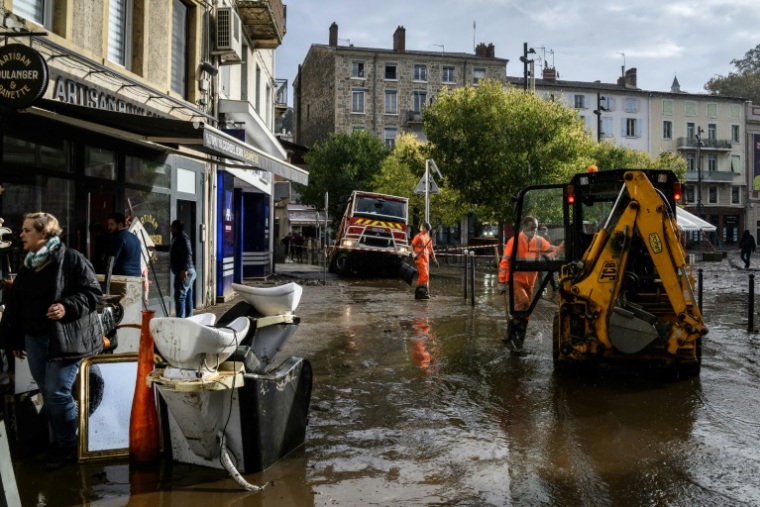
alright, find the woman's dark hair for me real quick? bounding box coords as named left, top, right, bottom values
left=24, top=212, right=63, bottom=239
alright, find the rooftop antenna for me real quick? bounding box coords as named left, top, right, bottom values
left=433, top=44, right=444, bottom=54
left=339, top=38, right=351, bottom=46
left=535, top=46, right=546, bottom=65
left=550, top=49, right=555, bottom=68
left=473, top=20, right=476, bottom=52
left=617, top=52, right=626, bottom=74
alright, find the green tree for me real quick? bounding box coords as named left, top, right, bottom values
left=423, top=80, right=594, bottom=223
left=704, top=43, right=760, bottom=103
left=588, top=142, right=686, bottom=179
left=371, top=133, right=467, bottom=227
left=297, top=131, right=388, bottom=219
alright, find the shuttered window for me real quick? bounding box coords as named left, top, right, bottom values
left=108, top=0, right=132, bottom=69
left=662, top=99, right=673, bottom=115
left=13, top=0, right=47, bottom=26
left=170, top=0, right=188, bottom=97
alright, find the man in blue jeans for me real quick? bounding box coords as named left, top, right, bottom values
left=170, top=220, right=196, bottom=317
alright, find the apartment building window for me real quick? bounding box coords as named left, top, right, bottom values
left=352, top=89, right=365, bottom=113
left=686, top=122, right=695, bottom=140
left=170, top=0, right=188, bottom=98
left=414, top=64, right=427, bottom=82
left=352, top=126, right=365, bottom=132
left=686, top=153, right=695, bottom=171
left=602, top=117, right=613, bottom=137
left=266, top=84, right=272, bottom=126
left=473, top=68, right=485, bottom=85
left=385, top=63, right=397, bottom=80
left=708, top=124, right=716, bottom=141
left=601, top=96, right=615, bottom=111
left=255, top=65, right=261, bottom=113
left=108, top=0, right=133, bottom=69
left=574, top=95, right=585, bottom=109
left=442, top=66, right=455, bottom=83
left=662, top=99, right=673, bottom=116
left=708, top=186, right=717, bottom=204
left=384, top=90, right=397, bottom=114
left=707, top=103, right=718, bottom=118
left=732, top=186, right=740, bottom=204
left=625, top=98, right=638, bottom=113
left=623, top=118, right=640, bottom=138
left=685, top=185, right=695, bottom=203
left=730, top=104, right=740, bottom=120
left=412, top=91, right=427, bottom=113
left=352, top=62, right=365, bottom=78
left=685, top=101, right=697, bottom=117
left=13, top=0, right=52, bottom=28
left=384, top=127, right=397, bottom=148
left=220, top=65, right=230, bottom=97
left=732, top=155, right=741, bottom=173
left=663, top=120, right=672, bottom=140
left=732, top=125, right=740, bottom=143
left=707, top=155, right=717, bottom=172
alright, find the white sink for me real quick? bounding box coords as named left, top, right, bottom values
left=232, top=282, right=302, bottom=316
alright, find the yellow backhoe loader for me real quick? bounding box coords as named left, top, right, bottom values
left=508, top=168, right=707, bottom=378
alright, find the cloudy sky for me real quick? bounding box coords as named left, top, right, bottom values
left=275, top=0, right=758, bottom=103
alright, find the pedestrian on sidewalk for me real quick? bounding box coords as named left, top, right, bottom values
left=0, top=212, right=103, bottom=469
left=412, top=222, right=438, bottom=300
left=106, top=212, right=142, bottom=277
left=170, top=220, right=196, bottom=317
left=740, top=230, right=756, bottom=269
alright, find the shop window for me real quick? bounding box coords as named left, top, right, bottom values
left=0, top=176, right=75, bottom=270
left=3, top=135, right=70, bottom=172
left=85, top=146, right=117, bottom=180
left=108, top=0, right=133, bottom=69
left=170, top=0, right=188, bottom=98
left=177, top=168, right=196, bottom=194
left=125, top=189, right=170, bottom=308
left=126, top=156, right=171, bottom=189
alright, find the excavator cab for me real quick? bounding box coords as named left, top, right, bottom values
left=510, top=169, right=706, bottom=378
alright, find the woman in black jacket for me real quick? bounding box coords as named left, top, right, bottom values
left=0, top=212, right=103, bottom=469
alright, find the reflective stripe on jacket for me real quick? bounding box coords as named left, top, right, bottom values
left=498, top=233, right=555, bottom=285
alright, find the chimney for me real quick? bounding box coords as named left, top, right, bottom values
left=542, top=66, right=557, bottom=82
left=624, top=67, right=637, bottom=88
left=475, top=43, right=487, bottom=56
left=393, top=26, right=406, bottom=52
left=486, top=43, right=495, bottom=58
left=329, top=22, right=338, bottom=47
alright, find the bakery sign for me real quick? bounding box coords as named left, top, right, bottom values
left=0, top=44, right=48, bottom=110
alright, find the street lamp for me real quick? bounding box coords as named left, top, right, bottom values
left=593, top=93, right=609, bottom=142
left=695, top=126, right=705, bottom=219
left=519, top=43, right=536, bottom=91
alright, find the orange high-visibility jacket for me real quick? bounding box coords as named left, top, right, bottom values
left=412, top=232, right=435, bottom=262
left=498, top=233, right=556, bottom=285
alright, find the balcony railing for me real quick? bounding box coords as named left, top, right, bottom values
left=237, top=0, right=287, bottom=49
left=275, top=78, right=288, bottom=119
left=676, top=137, right=732, bottom=151
left=684, top=170, right=737, bottom=182
left=406, top=110, right=423, bottom=124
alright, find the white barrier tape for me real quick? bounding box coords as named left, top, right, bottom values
left=437, top=243, right=499, bottom=252
left=436, top=252, right=498, bottom=259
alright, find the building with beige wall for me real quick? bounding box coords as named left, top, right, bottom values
left=745, top=102, right=760, bottom=240
left=294, top=23, right=508, bottom=148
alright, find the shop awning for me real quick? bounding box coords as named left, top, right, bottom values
left=676, top=208, right=717, bottom=232
left=26, top=99, right=308, bottom=185
left=218, top=99, right=288, bottom=160
left=226, top=168, right=271, bottom=194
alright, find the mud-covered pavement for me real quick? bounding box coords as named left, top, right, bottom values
left=14, top=253, right=760, bottom=506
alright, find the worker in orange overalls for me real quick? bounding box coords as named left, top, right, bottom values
left=412, top=222, right=438, bottom=300
left=498, top=216, right=558, bottom=350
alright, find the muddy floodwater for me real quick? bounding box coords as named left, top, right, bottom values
left=14, top=254, right=760, bottom=506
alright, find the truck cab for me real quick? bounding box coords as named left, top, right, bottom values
left=329, top=191, right=411, bottom=276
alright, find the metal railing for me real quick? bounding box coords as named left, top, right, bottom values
left=677, top=137, right=732, bottom=150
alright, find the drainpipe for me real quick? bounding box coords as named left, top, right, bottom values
left=372, top=53, right=378, bottom=136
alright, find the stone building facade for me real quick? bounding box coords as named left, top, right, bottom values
left=294, top=23, right=508, bottom=148
left=746, top=103, right=760, bottom=240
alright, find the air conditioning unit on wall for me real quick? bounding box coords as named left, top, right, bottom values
left=213, top=7, right=243, bottom=65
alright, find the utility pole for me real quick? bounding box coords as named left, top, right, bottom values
left=696, top=126, right=704, bottom=219
left=593, top=93, right=608, bottom=143
left=519, top=43, right=535, bottom=91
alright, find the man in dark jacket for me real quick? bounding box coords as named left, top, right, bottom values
left=106, top=212, right=142, bottom=277
left=740, top=230, right=757, bottom=269
left=170, top=220, right=196, bottom=317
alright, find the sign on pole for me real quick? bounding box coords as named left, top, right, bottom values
left=414, top=176, right=440, bottom=195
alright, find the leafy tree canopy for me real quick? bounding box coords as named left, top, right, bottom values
left=297, top=131, right=388, bottom=219
left=704, top=43, right=760, bottom=103
left=371, top=132, right=467, bottom=227
left=588, top=142, right=686, bottom=180
left=423, top=80, right=594, bottom=223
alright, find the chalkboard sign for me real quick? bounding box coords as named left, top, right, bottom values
left=0, top=43, right=49, bottom=110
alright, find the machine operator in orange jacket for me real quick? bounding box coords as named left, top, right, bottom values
left=498, top=216, right=559, bottom=350
left=412, top=222, right=438, bottom=299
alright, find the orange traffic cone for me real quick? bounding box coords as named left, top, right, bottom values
left=129, top=310, right=160, bottom=463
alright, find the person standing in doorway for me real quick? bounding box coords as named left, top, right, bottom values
left=106, top=212, right=142, bottom=277
left=170, top=220, right=196, bottom=317
left=740, top=230, right=756, bottom=269
left=0, top=212, right=103, bottom=469
left=412, top=222, right=438, bottom=300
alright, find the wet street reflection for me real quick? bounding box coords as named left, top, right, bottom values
left=13, top=257, right=760, bottom=506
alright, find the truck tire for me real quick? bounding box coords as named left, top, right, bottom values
left=334, top=252, right=351, bottom=276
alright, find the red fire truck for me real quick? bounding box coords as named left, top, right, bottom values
left=329, top=191, right=411, bottom=276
